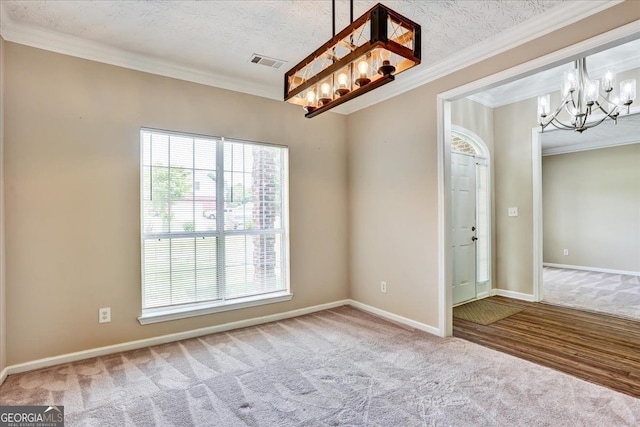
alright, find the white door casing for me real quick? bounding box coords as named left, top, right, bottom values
left=451, top=152, right=477, bottom=305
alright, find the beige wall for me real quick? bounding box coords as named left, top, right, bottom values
left=451, top=98, right=496, bottom=289
left=493, top=96, right=538, bottom=294
left=4, top=43, right=349, bottom=365
left=0, top=35, right=6, bottom=373
left=543, top=144, right=640, bottom=272
left=348, top=2, right=640, bottom=326
left=2, top=1, right=640, bottom=367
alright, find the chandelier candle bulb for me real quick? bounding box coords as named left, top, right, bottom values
left=620, top=79, right=636, bottom=106
left=537, top=94, right=550, bottom=122
left=603, top=71, right=615, bottom=92
left=584, top=80, right=599, bottom=105
left=564, top=69, right=578, bottom=93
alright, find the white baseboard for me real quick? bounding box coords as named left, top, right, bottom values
left=2, top=299, right=351, bottom=380
left=543, top=263, right=640, bottom=277
left=347, top=300, right=441, bottom=337
left=0, top=367, right=7, bottom=385
left=476, top=290, right=492, bottom=299
left=0, top=298, right=443, bottom=383
left=493, top=289, right=536, bottom=302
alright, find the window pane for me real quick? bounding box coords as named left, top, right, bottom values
left=145, top=166, right=170, bottom=234
left=225, top=233, right=284, bottom=299
left=143, top=239, right=171, bottom=308
left=194, top=169, right=217, bottom=232
left=171, top=238, right=196, bottom=305
left=168, top=168, right=194, bottom=233
left=476, top=164, right=489, bottom=283
left=194, top=138, right=216, bottom=170
left=196, top=237, right=219, bottom=301
left=169, top=135, right=194, bottom=169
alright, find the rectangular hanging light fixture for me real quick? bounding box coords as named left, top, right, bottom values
left=284, top=3, right=421, bottom=118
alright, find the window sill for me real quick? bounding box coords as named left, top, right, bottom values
left=138, top=292, right=293, bottom=325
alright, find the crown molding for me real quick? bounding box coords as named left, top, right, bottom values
left=0, top=2, right=279, bottom=101
left=0, top=0, right=623, bottom=116
left=542, top=136, right=640, bottom=156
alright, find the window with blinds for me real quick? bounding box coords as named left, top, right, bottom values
left=140, top=129, right=290, bottom=322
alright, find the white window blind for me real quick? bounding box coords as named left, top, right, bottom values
left=141, top=129, right=289, bottom=317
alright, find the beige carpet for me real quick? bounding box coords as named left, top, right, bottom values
left=1, top=306, right=639, bottom=426
left=544, top=267, right=640, bottom=321
left=453, top=299, right=523, bottom=325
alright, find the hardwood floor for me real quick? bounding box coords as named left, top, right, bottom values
left=453, top=296, right=640, bottom=398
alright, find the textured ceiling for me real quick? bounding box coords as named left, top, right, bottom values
left=1, top=0, right=569, bottom=106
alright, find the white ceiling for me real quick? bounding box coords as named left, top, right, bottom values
left=470, top=38, right=640, bottom=108
left=0, top=0, right=617, bottom=115
left=541, top=108, right=640, bottom=155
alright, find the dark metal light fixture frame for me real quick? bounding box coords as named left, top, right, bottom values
left=284, top=2, right=421, bottom=118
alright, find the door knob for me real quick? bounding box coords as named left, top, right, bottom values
left=471, top=236, right=478, bottom=241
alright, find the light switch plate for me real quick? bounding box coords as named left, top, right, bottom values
left=508, top=207, right=518, bottom=217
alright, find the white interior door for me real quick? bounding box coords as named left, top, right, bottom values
left=451, top=152, right=477, bottom=305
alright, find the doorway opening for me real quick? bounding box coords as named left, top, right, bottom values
left=437, top=22, right=640, bottom=337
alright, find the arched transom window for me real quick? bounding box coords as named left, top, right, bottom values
left=451, top=135, right=479, bottom=155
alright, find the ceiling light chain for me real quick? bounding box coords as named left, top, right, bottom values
left=537, top=57, right=636, bottom=133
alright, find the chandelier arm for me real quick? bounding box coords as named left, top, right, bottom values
left=562, top=93, right=579, bottom=118
left=544, top=94, right=571, bottom=124
left=593, top=100, right=618, bottom=118
left=579, top=114, right=614, bottom=130
left=547, top=118, right=581, bottom=131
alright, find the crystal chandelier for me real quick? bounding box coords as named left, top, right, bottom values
left=537, top=57, right=636, bottom=133
left=284, top=1, right=421, bottom=118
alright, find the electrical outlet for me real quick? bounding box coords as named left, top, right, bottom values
left=508, top=207, right=518, bottom=217
left=99, top=307, right=111, bottom=323
left=563, top=249, right=569, bottom=256
left=381, top=281, right=387, bottom=293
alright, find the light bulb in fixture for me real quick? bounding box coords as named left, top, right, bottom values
left=306, top=90, right=316, bottom=104
left=335, top=73, right=350, bottom=96
left=584, top=80, right=599, bottom=105
left=537, top=94, right=550, bottom=124
left=358, top=61, right=369, bottom=75
left=620, top=79, right=636, bottom=106
left=602, top=71, right=615, bottom=92
left=319, top=82, right=332, bottom=105
left=377, top=51, right=395, bottom=76
left=563, top=69, right=577, bottom=94
left=355, top=60, right=371, bottom=87
left=304, top=90, right=317, bottom=114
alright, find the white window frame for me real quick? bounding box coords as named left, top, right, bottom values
left=138, top=128, right=292, bottom=325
